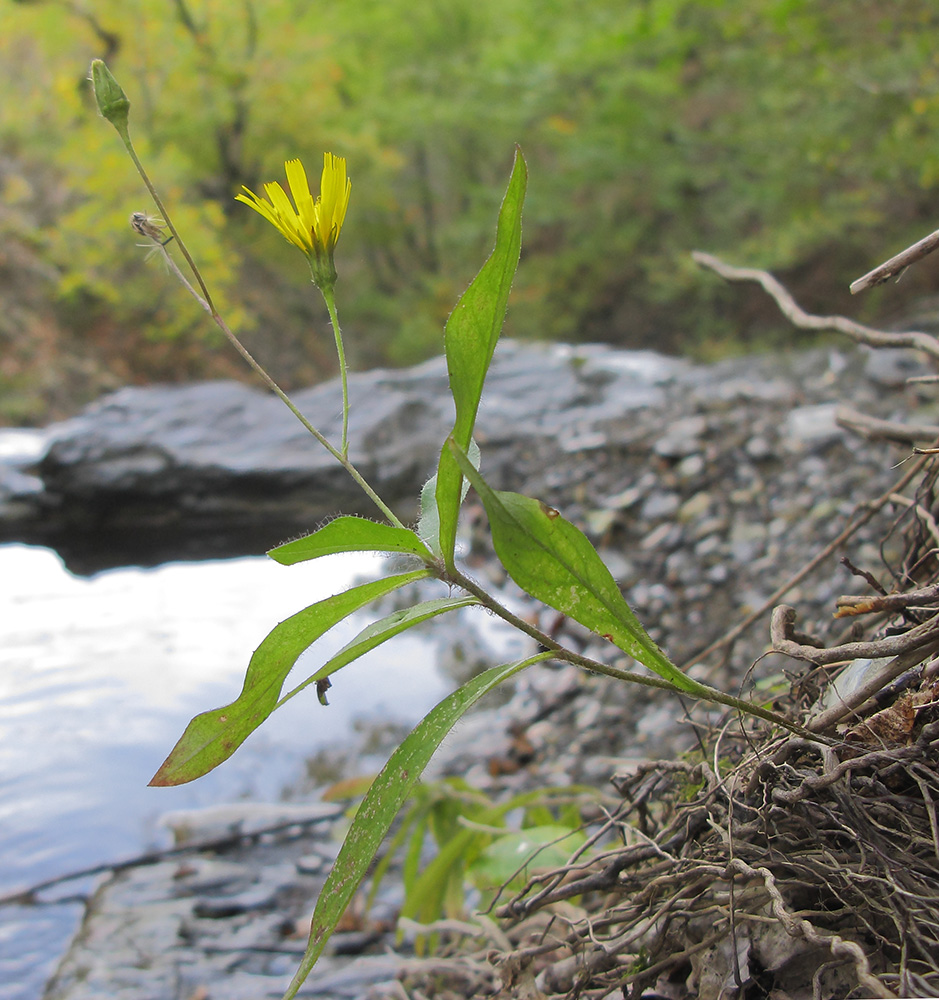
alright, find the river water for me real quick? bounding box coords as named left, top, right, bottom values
left=0, top=543, right=467, bottom=1000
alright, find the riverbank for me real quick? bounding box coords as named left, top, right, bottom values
left=40, top=662, right=619, bottom=1000
left=1, top=339, right=921, bottom=578
left=12, top=338, right=934, bottom=997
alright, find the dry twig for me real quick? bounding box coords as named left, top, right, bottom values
left=692, top=250, right=939, bottom=361
left=850, top=226, right=939, bottom=294
left=835, top=581, right=939, bottom=617
left=487, top=728, right=939, bottom=999
left=835, top=407, right=939, bottom=445
left=770, top=603, right=939, bottom=665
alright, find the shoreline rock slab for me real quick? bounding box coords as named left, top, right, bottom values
left=2, top=338, right=925, bottom=576
left=2, top=341, right=686, bottom=573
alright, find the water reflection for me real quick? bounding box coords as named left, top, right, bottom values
left=0, top=544, right=450, bottom=1000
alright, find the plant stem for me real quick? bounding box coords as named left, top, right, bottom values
left=444, top=565, right=822, bottom=741
left=320, top=285, right=350, bottom=458
left=119, top=135, right=216, bottom=313
left=149, top=243, right=406, bottom=528
left=117, top=134, right=401, bottom=528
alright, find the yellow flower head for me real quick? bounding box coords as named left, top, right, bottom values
left=236, top=153, right=350, bottom=289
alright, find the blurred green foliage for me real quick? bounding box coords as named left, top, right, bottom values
left=4, top=0, right=939, bottom=386
left=360, top=777, right=596, bottom=950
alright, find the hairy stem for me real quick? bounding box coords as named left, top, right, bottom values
left=320, top=285, right=350, bottom=458
left=443, top=566, right=820, bottom=741
left=115, top=124, right=405, bottom=526
left=120, top=136, right=215, bottom=312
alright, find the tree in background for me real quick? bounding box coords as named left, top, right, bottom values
left=3, top=0, right=939, bottom=421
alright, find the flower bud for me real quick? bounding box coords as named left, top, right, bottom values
left=90, top=59, right=130, bottom=137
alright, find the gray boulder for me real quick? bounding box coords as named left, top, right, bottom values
left=0, top=342, right=681, bottom=572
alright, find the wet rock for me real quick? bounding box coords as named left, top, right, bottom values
left=653, top=415, right=708, bottom=457
left=640, top=490, right=682, bottom=521
left=783, top=402, right=842, bottom=448
left=0, top=428, right=47, bottom=519
left=864, top=346, right=926, bottom=387
left=160, top=802, right=341, bottom=843
left=41, top=806, right=406, bottom=1000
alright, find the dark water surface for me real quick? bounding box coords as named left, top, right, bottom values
left=0, top=544, right=453, bottom=1000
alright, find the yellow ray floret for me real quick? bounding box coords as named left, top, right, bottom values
left=236, top=153, right=350, bottom=257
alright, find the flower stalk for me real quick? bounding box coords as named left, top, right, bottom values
left=90, top=59, right=215, bottom=313
left=237, top=155, right=353, bottom=455
left=91, top=60, right=397, bottom=525
left=138, top=235, right=401, bottom=526
left=321, top=285, right=351, bottom=457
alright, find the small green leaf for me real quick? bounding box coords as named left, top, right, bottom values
left=277, top=596, right=482, bottom=706
left=417, top=439, right=480, bottom=555
left=470, top=825, right=587, bottom=892
left=449, top=440, right=708, bottom=696
left=281, top=649, right=552, bottom=999
left=401, top=783, right=592, bottom=927
left=435, top=149, right=527, bottom=568
left=149, top=569, right=430, bottom=786
left=417, top=475, right=441, bottom=555
left=398, top=785, right=595, bottom=945
left=269, top=517, right=433, bottom=565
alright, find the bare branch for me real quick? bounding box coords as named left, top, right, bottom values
left=771, top=604, right=939, bottom=665
left=850, top=227, right=939, bottom=294
left=835, top=582, right=939, bottom=617
left=692, top=251, right=939, bottom=362
left=887, top=492, right=939, bottom=549
left=836, top=407, right=939, bottom=444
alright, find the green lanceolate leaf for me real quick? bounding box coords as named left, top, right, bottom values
left=276, top=596, right=482, bottom=706
left=281, top=649, right=553, bottom=1000
left=435, top=149, right=527, bottom=569
left=150, top=569, right=431, bottom=786
left=269, top=516, right=433, bottom=565
left=448, top=440, right=708, bottom=696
